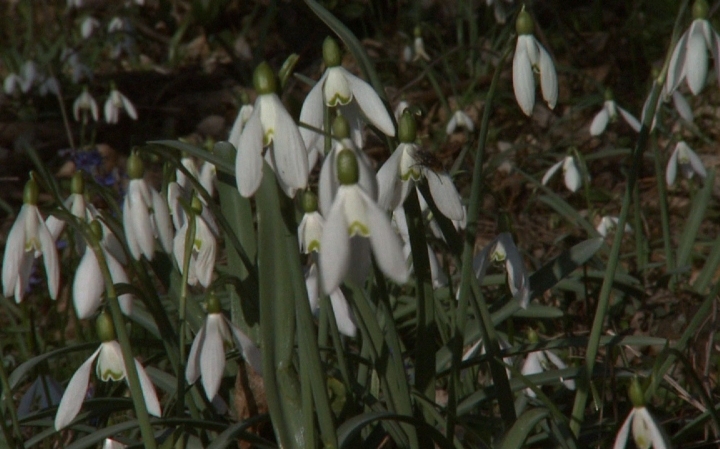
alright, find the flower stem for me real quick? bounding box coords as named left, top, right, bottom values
left=176, top=210, right=197, bottom=421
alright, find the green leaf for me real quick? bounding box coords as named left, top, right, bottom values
left=149, top=140, right=233, bottom=174
left=677, top=168, right=715, bottom=269
left=499, top=408, right=549, bottom=449
left=337, top=411, right=454, bottom=449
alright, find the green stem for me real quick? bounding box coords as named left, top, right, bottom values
left=176, top=211, right=197, bottom=421
left=652, top=136, right=675, bottom=282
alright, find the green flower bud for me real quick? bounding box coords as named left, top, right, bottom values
left=628, top=377, right=645, bottom=408
left=96, top=311, right=117, bottom=342
left=527, top=328, right=539, bottom=344
left=191, top=195, right=203, bottom=214
left=323, top=36, right=342, bottom=68
left=413, top=25, right=422, bottom=38
left=23, top=177, right=39, bottom=205
left=398, top=110, right=417, bottom=143
left=90, top=219, right=104, bottom=240
left=253, top=62, right=277, bottom=95
left=332, top=115, right=350, bottom=139
left=302, top=191, right=319, bottom=213
left=516, top=8, right=535, bottom=36
left=693, top=0, right=709, bottom=20
left=336, top=149, right=359, bottom=185
left=127, top=152, right=144, bottom=180
left=603, top=88, right=614, bottom=102
left=71, top=171, right=85, bottom=195
left=206, top=293, right=222, bottom=314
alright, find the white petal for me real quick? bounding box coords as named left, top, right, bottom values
left=105, top=250, right=132, bottom=316
left=426, top=171, right=464, bottom=221
left=329, top=289, right=357, bottom=337
left=671, top=92, right=694, bottom=123
left=35, top=208, right=60, bottom=299
left=634, top=407, right=667, bottom=449
left=73, top=249, right=104, bottom=319
left=318, top=150, right=338, bottom=216
left=537, top=41, right=558, bottom=109
left=498, top=233, right=530, bottom=308
left=563, top=157, right=581, bottom=192
left=589, top=109, right=610, bottom=136
left=186, top=323, right=206, bottom=384
left=2, top=206, right=28, bottom=298
left=543, top=350, right=574, bottom=390
left=306, top=263, right=320, bottom=312
left=686, top=26, right=708, bottom=95
left=104, top=98, right=117, bottom=124
left=364, top=192, right=408, bottom=285
left=235, top=110, right=264, bottom=197
left=263, top=95, right=309, bottom=192
left=376, top=148, right=406, bottom=211
left=613, top=409, right=636, bottom=449
left=299, top=73, right=327, bottom=150
left=227, top=317, right=263, bottom=375
left=320, top=193, right=351, bottom=294
left=324, top=67, right=353, bottom=106
left=665, top=146, right=680, bottom=186
left=685, top=146, right=707, bottom=179
left=666, top=30, right=689, bottom=95
left=542, top=160, right=563, bottom=186
left=173, top=222, right=189, bottom=274
left=200, top=314, right=226, bottom=399
left=150, top=189, right=173, bottom=254
left=54, top=347, right=101, bottom=430
left=124, top=182, right=154, bottom=260
left=133, top=359, right=161, bottom=417
left=194, top=218, right=217, bottom=287
left=341, top=68, right=395, bottom=136
left=513, top=37, right=535, bottom=116
left=617, top=107, right=641, bottom=132
left=445, top=115, right=459, bottom=135
left=228, top=104, right=255, bottom=149
left=121, top=94, right=138, bottom=120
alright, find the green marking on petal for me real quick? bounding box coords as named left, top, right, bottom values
left=348, top=221, right=370, bottom=237
left=263, top=129, right=274, bottom=146
left=307, top=240, right=321, bottom=252
left=99, top=367, right=124, bottom=382
left=326, top=92, right=352, bottom=107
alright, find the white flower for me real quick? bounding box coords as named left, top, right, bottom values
left=513, top=10, right=558, bottom=116
left=394, top=100, right=410, bottom=121
left=122, top=177, right=173, bottom=260
left=446, top=110, right=475, bottom=134
left=666, top=141, right=706, bottom=186
left=306, top=263, right=357, bottom=337
left=54, top=340, right=161, bottom=430
left=74, top=247, right=133, bottom=319
left=377, top=143, right=464, bottom=221
left=3, top=61, right=36, bottom=95
left=590, top=100, right=641, bottom=136
left=318, top=136, right=377, bottom=216
left=73, top=88, right=99, bottom=122
left=473, top=233, right=529, bottom=308
left=2, top=192, right=60, bottom=302
left=45, top=192, right=87, bottom=241
left=298, top=211, right=324, bottom=254
left=173, top=212, right=216, bottom=288
left=299, top=37, right=395, bottom=155
left=412, top=36, right=431, bottom=62
left=234, top=64, right=308, bottom=198
left=104, top=87, right=138, bottom=124
left=186, top=307, right=262, bottom=400
left=199, top=161, right=216, bottom=198
left=38, top=76, right=60, bottom=97
left=81, top=16, right=100, bottom=39
left=665, top=9, right=720, bottom=96
left=176, top=156, right=199, bottom=191
left=520, top=347, right=575, bottom=397
left=613, top=406, right=668, bottom=449
left=103, top=439, right=127, bottom=449
left=319, top=183, right=408, bottom=294
left=228, top=104, right=254, bottom=150
left=596, top=216, right=632, bottom=237
left=541, top=155, right=582, bottom=192
left=107, top=17, right=125, bottom=33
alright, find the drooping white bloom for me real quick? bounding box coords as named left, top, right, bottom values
left=665, top=2, right=720, bottom=96
left=73, top=246, right=133, bottom=319
left=306, top=263, right=357, bottom=337
left=613, top=406, right=668, bottom=449
left=3, top=61, right=36, bottom=95
left=186, top=303, right=262, bottom=400
left=173, top=211, right=217, bottom=288
left=54, top=340, right=161, bottom=430
left=176, top=156, right=200, bottom=191
left=541, top=155, right=582, bottom=192
left=235, top=63, right=308, bottom=198
left=73, top=88, right=99, bottom=122
left=596, top=216, right=632, bottom=237
left=666, top=141, right=706, bottom=186
left=377, top=142, right=464, bottom=221
left=81, top=16, right=100, bottom=39
left=590, top=100, right=641, bottom=136
left=299, top=37, right=395, bottom=156
left=446, top=110, right=475, bottom=134
left=228, top=104, right=254, bottom=150
left=104, top=87, right=138, bottom=124
left=38, top=76, right=60, bottom=97
left=45, top=193, right=87, bottom=241
left=298, top=210, right=324, bottom=254
left=512, top=10, right=558, bottom=116
left=520, top=347, right=575, bottom=397
left=107, top=17, right=125, bottom=34
left=412, top=36, right=431, bottom=62
left=2, top=181, right=60, bottom=302
left=473, top=233, right=529, bottom=308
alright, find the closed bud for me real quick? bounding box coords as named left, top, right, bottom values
left=191, top=195, right=203, bottom=214
left=628, top=377, right=645, bottom=408
left=23, top=177, right=39, bottom=205
left=71, top=171, right=85, bottom=195
left=516, top=8, right=534, bottom=35
left=96, top=311, right=117, bottom=342
left=693, top=0, right=709, bottom=20
left=89, top=219, right=103, bottom=240
left=323, top=36, right=342, bottom=68
left=127, top=152, right=144, bottom=180
left=302, top=191, right=318, bottom=213
left=206, top=292, right=222, bottom=314
left=332, top=115, right=350, bottom=139
left=336, top=149, right=359, bottom=185
left=253, top=62, right=277, bottom=95
left=398, top=110, right=417, bottom=143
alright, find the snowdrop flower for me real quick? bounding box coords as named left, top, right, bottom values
left=512, top=8, right=558, bottom=116
left=37, top=76, right=60, bottom=97
left=3, top=60, right=36, bottom=95
left=104, top=85, right=138, bottom=124
left=411, top=27, right=430, bottom=62
left=306, top=263, right=357, bottom=337
left=473, top=232, right=529, bottom=308
left=541, top=155, right=582, bottom=193
left=107, top=17, right=125, bottom=34
left=298, top=192, right=324, bottom=254
left=394, top=100, right=410, bottom=121
left=590, top=91, right=641, bottom=136
left=520, top=330, right=575, bottom=397
left=446, top=109, right=475, bottom=134
left=199, top=161, right=216, bottom=197
left=54, top=312, right=161, bottom=431
left=666, top=141, right=706, bottom=186
left=613, top=378, right=669, bottom=449
left=74, top=221, right=133, bottom=319
left=173, top=197, right=217, bottom=288
left=46, top=172, right=87, bottom=241
left=378, top=110, right=464, bottom=221
left=2, top=178, right=60, bottom=302
left=176, top=155, right=200, bottom=191
left=666, top=0, right=720, bottom=96
left=122, top=152, right=173, bottom=260
left=318, top=115, right=378, bottom=216
left=81, top=16, right=100, bottom=39
left=319, top=149, right=408, bottom=294
left=73, top=87, right=99, bottom=122
left=234, top=62, right=308, bottom=197
left=299, top=36, right=395, bottom=155
left=186, top=294, right=262, bottom=400
left=596, top=216, right=632, bottom=237
left=228, top=104, right=254, bottom=150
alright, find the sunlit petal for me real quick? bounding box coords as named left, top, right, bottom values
left=133, top=359, right=161, bottom=417
left=320, top=195, right=350, bottom=294
left=227, top=317, right=263, bottom=375
left=590, top=108, right=610, bottom=136
left=513, top=37, right=535, bottom=116
left=542, top=160, right=564, bottom=185
left=329, top=289, right=357, bottom=337
left=686, top=26, right=708, bottom=95
left=264, top=95, right=308, bottom=192
left=537, top=43, right=558, bottom=109
left=341, top=68, right=395, bottom=136
left=235, top=110, right=264, bottom=197
left=186, top=323, right=206, bottom=384
left=199, top=314, right=225, bottom=399
left=54, top=347, right=101, bottom=430
left=426, top=171, right=464, bottom=221
left=74, top=249, right=104, bottom=319
left=613, top=409, right=635, bottom=449
left=364, top=191, right=408, bottom=285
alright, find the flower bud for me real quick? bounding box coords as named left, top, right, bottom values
left=332, top=115, right=350, bottom=139
left=127, top=152, right=144, bottom=180
left=527, top=328, right=539, bottom=344
left=96, top=311, right=117, bottom=342
left=191, top=195, right=203, bottom=214
left=90, top=219, right=104, bottom=240
left=516, top=8, right=534, bottom=36
left=336, top=149, right=359, bottom=185
left=603, top=88, right=614, bottom=102
left=693, top=0, right=709, bottom=20
left=206, top=293, right=222, bottom=314
left=628, top=377, right=645, bottom=408
left=253, top=62, right=277, bottom=95
left=23, top=177, right=39, bottom=205
left=323, top=36, right=342, bottom=68
left=71, top=171, right=85, bottom=195
left=302, top=191, right=318, bottom=213
left=413, top=25, right=422, bottom=38
left=398, top=110, right=417, bottom=143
